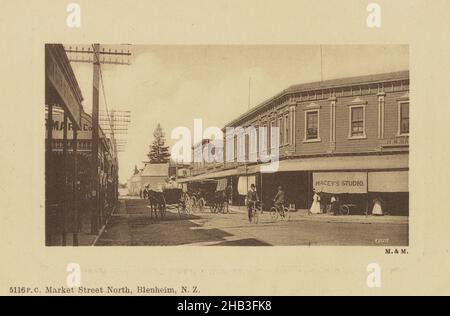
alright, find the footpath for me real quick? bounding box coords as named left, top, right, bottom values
left=228, top=206, right=408, bottom=224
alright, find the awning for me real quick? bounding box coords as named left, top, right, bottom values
left=45, top=44, right=83, bottom=129
left=208, top=168, right=237, bottom=179
left=368, top=171, right=408, bottom=192
left=237, top=175, right=256, bottom=195
left=177, top=173, right=218, bottom=183
left=177, top=167, right=237, bottom=183
left=260, top=154, right=408, bottom=173
left=313, top=172, right=367, bottom=194
left=235, top=164, right=258, bottom=175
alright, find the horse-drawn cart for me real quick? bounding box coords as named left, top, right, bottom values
left=163, top=187, right=190, bottom=218
left=147, top=183, right=189, bottom=219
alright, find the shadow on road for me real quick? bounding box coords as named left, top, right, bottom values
left=96, top=199, right=269, bottom=246
left=209, top=238, right=271, bottom=246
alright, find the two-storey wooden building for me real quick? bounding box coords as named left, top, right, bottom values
left=188, top=70, right=409, bottom=215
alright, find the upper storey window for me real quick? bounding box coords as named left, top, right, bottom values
left=398, top=101, right=409, bottom=135
left=348, top=98, right=367, bottom=139
left=305, top=110, right=319, bottom=141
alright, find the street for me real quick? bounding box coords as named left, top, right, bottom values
left=95, top=197, right=408, bottom=246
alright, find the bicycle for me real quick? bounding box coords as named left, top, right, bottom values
left=211, top=196, right=229, bottom=214
left=248, top=200, right=261, bottom=224
left=270, top=202, right=290, bottom=221
left=197, top=197, right=206, bottom=212
left=177, top=192, right=190, bottom=218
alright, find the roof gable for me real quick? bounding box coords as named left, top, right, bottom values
left=140, top=163, right=169, bottom=177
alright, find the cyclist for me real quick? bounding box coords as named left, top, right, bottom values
left=246, top=184, right=259, bottom=222
left=273, top=186, right=285, bottom=217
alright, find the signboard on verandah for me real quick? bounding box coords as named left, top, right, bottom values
left=313, top=172, right=367, bottom=194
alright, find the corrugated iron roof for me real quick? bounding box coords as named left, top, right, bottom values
left=140, top=163, right=169, bottom=177
left=286, top=70, right=409, bottom=93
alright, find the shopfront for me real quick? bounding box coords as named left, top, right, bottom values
left=259, top=171, right=310, bottom=211
left=312, top=170, right=409, bottom=215
left=313, top=171, right=368, bottom=214
left=368, top=171, right=409, bottom=215
left=254, top=154, right=409, bottom=215
left=45, top=44, right=84, bottom=246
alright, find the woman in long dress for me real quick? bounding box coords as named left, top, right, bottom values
left=372, top=197, right=383, bottom=216
left=309, top=190, right=321, bottom=214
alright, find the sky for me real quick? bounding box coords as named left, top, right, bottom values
left=70, top=45, right=409, bottom=183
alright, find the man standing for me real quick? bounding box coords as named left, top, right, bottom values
left=143, top=186, right=149, bottom=199
left=273, top=186, right=285, bottom=215
left=246, top=184, right=259, bottom=223
left=331, top=195, right=340, bottom=216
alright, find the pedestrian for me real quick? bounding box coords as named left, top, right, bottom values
left=309, top=189, right=321, bottom=214
left=226, top=184, right=233, bottom=205
left=143, top=186, right=149, bottom=199
left=273, top=186, right=285, bottom=215
left=331, top=195, right=340, bottom=216
left=246, top=184, right=259, bottom=222
left=139, top=187, right=143, bottom=199
left=372, top=196, right=384, bottom=216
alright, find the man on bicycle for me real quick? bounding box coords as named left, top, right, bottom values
left=247, top=184, right=259, bottom=222
left=273, top=186, right=285, bottom=216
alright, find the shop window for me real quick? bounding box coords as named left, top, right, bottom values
left=249, top=126, right=258, bottom=162
left=348, top=105, right=366, bottom=139
left=398, top=101, right=409, bottom=135
left=225, top=135, right=234, bottom=162
left=234, top=135, right=238, bottom=161
left=284, top=114, right=290, bottom=144
left=304, top=110, right=320, bottom=142
left=270, top=120, right=276, bottom=149
left=278, top=117, right=283, bottom=145
left=237, top=132, right=246, bottom=162
left=260, top=124, right=268, bottom=155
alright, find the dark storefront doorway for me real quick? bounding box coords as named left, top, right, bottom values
left=259, top=171, right=310, bottom=211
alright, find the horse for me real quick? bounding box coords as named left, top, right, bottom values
left=212, top=190, right=228, bottom=213
left=147, top=190, right=166, bottom=219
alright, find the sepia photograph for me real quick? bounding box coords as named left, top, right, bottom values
left=4, top=0, right=450, bottom=299
left=45, top=44, right=409, bottom=247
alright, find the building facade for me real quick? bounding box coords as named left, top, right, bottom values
left=188, top=71, right=409, bottom=215
left=127, top=163, right=170, bottom=195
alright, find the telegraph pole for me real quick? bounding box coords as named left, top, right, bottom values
left=248, top=77, right=251, bottom=110
left=91, top=43, right=100, bottom=233
left=320, top=45, right=324, bottom=82
left=66, top=44, right=132, bottom=235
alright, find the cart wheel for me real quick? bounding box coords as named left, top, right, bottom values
left=282, top=206, right=290, bottom=221
left=185, top=201, right=190, bottom=215
left=198, top=198, right=205, bottom=212
left=340, top=205, right=350, bottom=216
left=191, top=197, right=197, bottom=213
left=252, top=209, right=259, bottom=224
left=270, top=207, right=278, bottom=220
left=177, top=203, right=183, bottom=218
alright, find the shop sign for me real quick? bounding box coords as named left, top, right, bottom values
left=313, top=172, right=367, bottom=194
left=45, top=112, right=92, bottom=140
left=381, top=136, right=409, bottom=148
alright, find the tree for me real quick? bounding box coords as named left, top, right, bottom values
left=148, top=123, right=171, bottom=163
left=133, top=165, right=140, bottom=175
